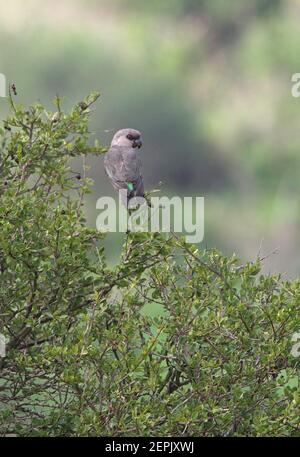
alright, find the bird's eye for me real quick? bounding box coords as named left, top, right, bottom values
left=127, top=134, right=134, bottom=141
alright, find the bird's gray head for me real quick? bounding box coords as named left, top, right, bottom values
left=111, top=128, right=142, bottom=149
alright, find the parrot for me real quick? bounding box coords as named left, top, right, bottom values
left=104, top=128, right=144, bottom=207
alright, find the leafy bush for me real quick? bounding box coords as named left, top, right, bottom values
left=0, top=92, right=299, bottom=436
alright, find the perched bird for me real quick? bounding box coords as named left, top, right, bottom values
left=104, top=128, right=144, bottom=206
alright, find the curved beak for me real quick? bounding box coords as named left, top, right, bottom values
left=133, top=138, right=142, bottom=149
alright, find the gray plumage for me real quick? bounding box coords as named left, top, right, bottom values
left=104, top=128, right=144, bottom=206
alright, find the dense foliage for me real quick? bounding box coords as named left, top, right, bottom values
left=0, top=93, right=299, bottom=436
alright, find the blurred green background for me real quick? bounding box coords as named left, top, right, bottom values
left=1, top=0, right=300, bottom=275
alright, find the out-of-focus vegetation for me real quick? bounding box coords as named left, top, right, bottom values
left=1, top=0, right=300, bottom=274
